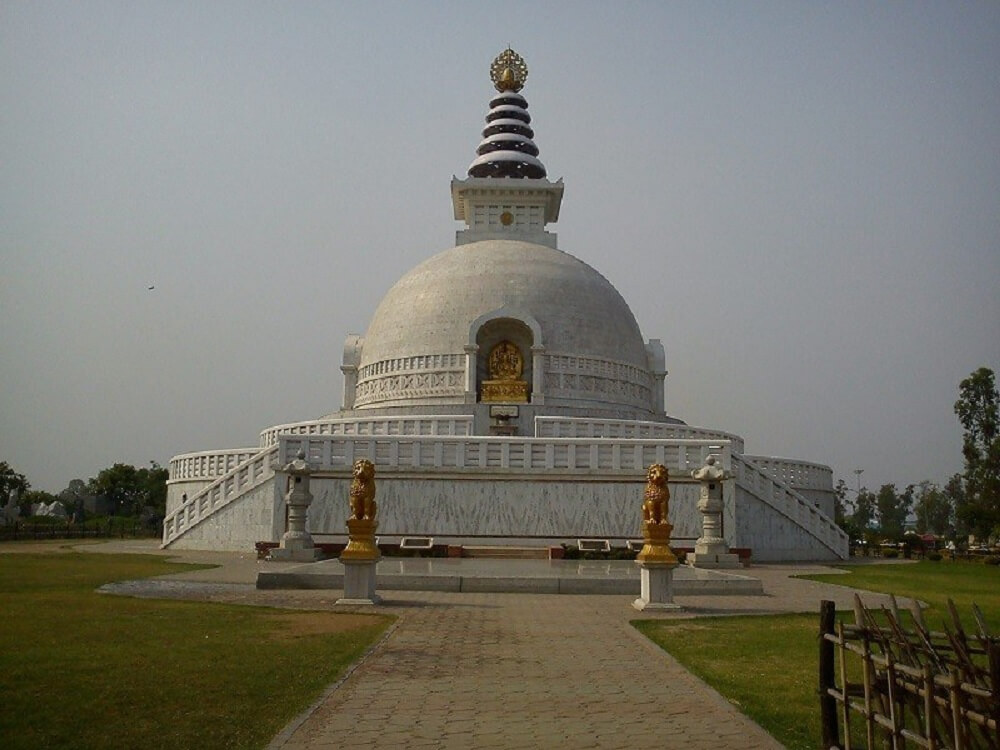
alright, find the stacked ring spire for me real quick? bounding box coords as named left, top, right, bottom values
left=467, top=49, right=547, bottom=179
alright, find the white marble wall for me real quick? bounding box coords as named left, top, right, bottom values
left=305, top=477, right=708, bottom=543
left=165, top=462, right=841, bottom=560
left=166, top=479, right=283, bottom=551
left=732, top=486, right=841, bottom=561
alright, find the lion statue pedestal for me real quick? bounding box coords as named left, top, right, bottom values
left=337, top=459, right=382, bottom=605
left=633, top=463, right=682, bottom=611
left=341, top=518, right=379, bottom=562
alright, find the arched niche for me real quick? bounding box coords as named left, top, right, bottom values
left=465, top=307, right=545, bottom=404
left=467, top=308, right=543, bottom=403
left=476, top=319, right=533, bottom=401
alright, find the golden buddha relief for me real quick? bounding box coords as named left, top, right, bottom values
left=481, top=340, right=529, bottom=403
left=488, top=341, right=523, bottom=380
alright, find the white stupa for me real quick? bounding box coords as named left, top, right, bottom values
left=163, top=50, right=847, bottom=561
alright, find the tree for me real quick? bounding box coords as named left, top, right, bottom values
left=875, top=483, right=912, bottom=541
left=913, top=481, right=954, bottom=537
left=0, top=461, right=30, bottom=502
left=91, top=463, right=142, bottom=516
left=834, top=478, right=868, bottom=543
left=954, top=367, right=1000, bottom=539
left=834, top=479, right=849, bottom=526
left=944, top=474, right=969, bottom=538
left=91, top=462, right=168, bottom=517
left=138, top=462, right=168, bottom=515
left=59, top=478, right=94, bottom=505
left=849, top=488, right=876, bottom=538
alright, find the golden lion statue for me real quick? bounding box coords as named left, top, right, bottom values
left=349, top=459, right=377, bottom=521
left=642, top=463, right=670, bottom=524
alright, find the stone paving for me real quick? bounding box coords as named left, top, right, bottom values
left=271, top=591, right=786, bottom=750
left=82, top=541, right=915, bottom=749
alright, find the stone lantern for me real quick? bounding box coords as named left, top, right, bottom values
left=687, top=455, right=740, bottom=568
left=270, top=450, right=323, bottom=562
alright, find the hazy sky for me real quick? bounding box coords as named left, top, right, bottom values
left=2, top=2, right=998, bottom=497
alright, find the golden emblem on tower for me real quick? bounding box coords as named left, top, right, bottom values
left=490, top=48, right=528, bottom=93
left=481, top=340, right=529, bottom=402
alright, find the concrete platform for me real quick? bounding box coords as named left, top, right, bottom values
left=256, top=557, right=763, bottom=595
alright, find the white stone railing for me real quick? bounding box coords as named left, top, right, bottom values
left=168, top=448, right=261, bottom=481
left=733, top=454, right=848, bottom=558
left=162, top=445, right=277, bottom=547
left=535, top=416, right=746, bottom=454
left=741, top=455, right=833, bottom=492
left=258, top=415, right=475, bottom=448
left=278, top=434, right=732, bottom=476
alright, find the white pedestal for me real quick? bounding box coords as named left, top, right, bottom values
left=269, top=537, right=323, bottom=562
left=687, top=551, right=741, bottom=569
left=632, top=563, right=682, bottom=611
left=336, top=560, right=381, bottom=605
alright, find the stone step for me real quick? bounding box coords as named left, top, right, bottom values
left=460, top=545, right=551, bottom=560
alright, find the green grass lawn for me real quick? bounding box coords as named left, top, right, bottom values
left=634, top=561, right=999, bottom=750
left=801, top=560, right=1000, bottom=630
left=0, top=550, right=393, bottom=750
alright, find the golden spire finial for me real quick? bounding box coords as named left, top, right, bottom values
left=490, top=48, right=528, bottom=93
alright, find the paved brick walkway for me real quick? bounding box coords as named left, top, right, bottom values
left=82, top=541, right=914, bottom=749
left=271, top=591, right=784, bottom=750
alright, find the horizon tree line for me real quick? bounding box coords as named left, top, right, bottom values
left=835, top=366, right=999, bottom=544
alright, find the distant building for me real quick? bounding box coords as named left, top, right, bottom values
left=163, top=50, right=846, bottom=561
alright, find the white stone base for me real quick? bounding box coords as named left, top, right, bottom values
left=337, top=560, right=381, bottom=605
left=687, top=552, right=741, bottom=569
left=632, top=563, right=682, bottom=611
left=269, top=545, right=323, bottom=562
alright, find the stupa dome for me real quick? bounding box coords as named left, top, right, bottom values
left=352, top=239, right=658, bottom=414
left=361, top=240, right=647, bottom=364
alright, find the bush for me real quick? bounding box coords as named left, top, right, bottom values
left=882, top=549, right=899, bottom=559
left=984, top=555, right=1000, bottom=566
left=926, top=552, right=942, bottom=561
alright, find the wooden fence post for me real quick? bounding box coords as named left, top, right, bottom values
left=820, top=600, right=841, bottom=749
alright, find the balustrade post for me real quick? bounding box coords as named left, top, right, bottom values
left=463, top=344, right=478, bottom=403
left=530, top=345, right=545, bottom=404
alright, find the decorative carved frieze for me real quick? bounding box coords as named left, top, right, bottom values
left=355, top=370, right=465, bottom=406
left=543, top=353, right=653, bottom=408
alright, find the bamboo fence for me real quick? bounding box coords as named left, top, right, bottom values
left=819, top=595, right=998, bottom=749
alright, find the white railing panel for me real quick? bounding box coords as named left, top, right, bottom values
left=169, top=448, right=260, bottom=481
left=277, top=434, right=733, bottom=477
left=534, top=416, right=745, bottom=453
left=742, top=455, right=833, bottom=492
left=162, top=445, right=278, bottom=547
left=258, top=415, right=474, bottom=448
